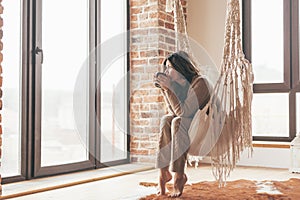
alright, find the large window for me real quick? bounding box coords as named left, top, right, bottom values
left=243, top=0, right=300, bottom=141
left=1, top=0, right=129, bottom=183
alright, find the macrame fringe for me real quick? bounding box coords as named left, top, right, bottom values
left=208, top=0, right=253, bottom=186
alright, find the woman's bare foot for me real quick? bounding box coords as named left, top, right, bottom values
left=169, top=173, right=187, bottom=198
left=157, top=170, right=172, bottom=196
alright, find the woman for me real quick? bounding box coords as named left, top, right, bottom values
left=154, top=51, right=212, bottom=197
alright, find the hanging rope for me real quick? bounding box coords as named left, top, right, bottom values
left=166, top=0, right=254, bottom=186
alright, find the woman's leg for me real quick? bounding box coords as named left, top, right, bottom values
left=158, top=167, right=172, bottom=195
left=170, top=172, right=187, bottom=198
left=170, top=116, right=192, bottom=197
left=156, top=114, right=174, bottom=195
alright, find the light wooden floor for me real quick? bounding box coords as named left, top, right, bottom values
left=3, top=163, right=300, bottom=200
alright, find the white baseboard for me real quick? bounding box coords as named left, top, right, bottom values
left=199, top=147, right=291, bottom=169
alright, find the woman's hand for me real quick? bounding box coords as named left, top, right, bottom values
left=153, top=73, right=161, bottom=88
left=154, top=73, right=171, bottom=90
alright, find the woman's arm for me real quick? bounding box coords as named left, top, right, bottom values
left=161, top=89, right=176, bottom=115
left=164, top=77, right=211, bottom=118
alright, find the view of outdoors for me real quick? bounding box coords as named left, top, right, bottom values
left=251, top=0, right=283, bottom=84
left=251, top=0, right=288, bottom=137
left=0, top=0, right=21, bottom=177
left=100, top=0, right=127, bottom=163
left=252, top=93, right=289, bottom=137
left=41, top=0, right=89, bottom=166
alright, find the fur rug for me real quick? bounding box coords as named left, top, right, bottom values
left=139, top=178, right=300, bottom=199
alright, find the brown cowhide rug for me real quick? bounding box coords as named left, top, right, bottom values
left=139, top=178, right=300, bottom=199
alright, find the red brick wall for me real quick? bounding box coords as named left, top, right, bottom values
left=0, top=0, right=3, bottom=194
left=129, top=0, right=187, bottom=163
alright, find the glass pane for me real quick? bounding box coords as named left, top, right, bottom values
left=100, top=0, right=127, bottom=163
left=297, top=93, right=300, bottom=135
left=41, top=0, right=89, bottom=166
left=252, top=0, right=284, bottom=83
left=252, top=93, right=289, bottom=137
left=0, top=0, right=22, bottom=177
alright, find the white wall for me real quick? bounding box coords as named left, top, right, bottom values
left=199, top=147, right=291, bottom=169
left=237, top=147, right=290, bottom=169
left=187, top=0, right=227, bottom=67
left=187, top=0, right=291, bottom=169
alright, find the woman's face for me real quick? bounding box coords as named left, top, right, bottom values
left=164, top=60, right=184, bottom=83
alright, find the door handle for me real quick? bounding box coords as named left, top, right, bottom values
left=35, top=46, right=44, bottom=64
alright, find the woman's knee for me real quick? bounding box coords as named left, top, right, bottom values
left=160, top=115, right=174, bottom=129
left=171, top=117, right=182, bottom=133
left=159, top=115, right=174, bottom=147
left=171, top=116, right=191, bottom=135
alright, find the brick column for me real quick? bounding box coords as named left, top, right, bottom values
left=129, top=0, right=187, bottom=164
left=0, top=0, right=3, bottom=194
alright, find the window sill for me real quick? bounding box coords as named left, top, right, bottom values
left=252, top=141, right=290, bottom=149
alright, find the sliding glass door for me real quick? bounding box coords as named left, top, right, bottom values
left=1, top=0, right=129, bottom=183
left=33, top=0, right=94, bottom=177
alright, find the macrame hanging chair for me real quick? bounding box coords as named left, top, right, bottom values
left=166, top=0, right=254, bottom=186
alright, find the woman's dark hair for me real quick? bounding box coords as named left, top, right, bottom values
left=163, top=51, right=200, bottom=83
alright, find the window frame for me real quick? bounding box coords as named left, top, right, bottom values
left=243, top=0, right=298, bottom=141
left=292, top=0, right=300, bottom=90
